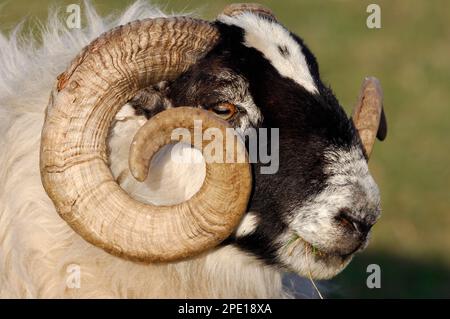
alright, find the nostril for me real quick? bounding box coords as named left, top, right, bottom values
left=335, top=209, right=357, bottom=232
left=335, top=209, right=372, bottom=235
left=352, top=220, right=372, bottom=235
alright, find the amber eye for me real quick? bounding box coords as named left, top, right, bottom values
left=208, top=102, right=237, bottom=120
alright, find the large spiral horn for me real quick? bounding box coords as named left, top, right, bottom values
left=40, top=17, right=252, bottom=262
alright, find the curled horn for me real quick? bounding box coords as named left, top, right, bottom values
left=40, top=18, right=251, bottom=262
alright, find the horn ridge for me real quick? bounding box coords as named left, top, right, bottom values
left=40, top=17, right=251, bottom=262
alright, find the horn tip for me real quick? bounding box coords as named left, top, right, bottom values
left=362, top=76, right=383, bottom=96
left=130, top=166, right=148, bottom=183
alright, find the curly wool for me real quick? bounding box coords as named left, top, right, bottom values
left=0, top=1, right=286, bottom=298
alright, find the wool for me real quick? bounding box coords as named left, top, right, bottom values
left=0, top=1, right=285, bottom=298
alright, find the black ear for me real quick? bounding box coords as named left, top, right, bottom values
left=376, top=107, right=387, bottom=141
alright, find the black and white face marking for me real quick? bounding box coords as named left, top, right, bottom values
left=214, top=14, right=381, bottom=279
left=129, top=12, right=382, bottom=279
left=217, top=12, right=319, bottom=94
left=276, top=146, right=381, bottom=279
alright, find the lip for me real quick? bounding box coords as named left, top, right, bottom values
left=286, top=232, right=357, bottom=262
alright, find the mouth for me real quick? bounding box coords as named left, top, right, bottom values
left=285, top=232, right=356, bottom=260
left=281, top=231, right=357, bottom=279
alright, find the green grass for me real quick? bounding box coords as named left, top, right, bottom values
left=1, top=0, right=449, bottom=298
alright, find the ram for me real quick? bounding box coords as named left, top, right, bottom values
left=0, top=2, right=387, bottom=298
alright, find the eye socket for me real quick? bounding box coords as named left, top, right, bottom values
left=208, top=102, right=237, bottom=120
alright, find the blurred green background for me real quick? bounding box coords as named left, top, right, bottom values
left=1, top=0, right=449, bottom=298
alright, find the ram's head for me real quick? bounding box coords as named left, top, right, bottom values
left=40, top=4, right=387, bottom=280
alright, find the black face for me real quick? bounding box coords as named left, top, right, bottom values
left=129, top=18, right=380, bottom=278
